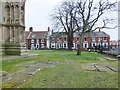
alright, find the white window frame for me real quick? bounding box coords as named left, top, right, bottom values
left=41, top=44, right=44, bottom=48
left=41, top=39, right=44, bottom=43
left=31, top=39, right=34, bottom=43
left=83, top=43, right=88, bottom=48
left=85, top=37, right=87, bottom=41
left=59, top=38, right=61, bottom=41
left=31, top=44, right=34, bottom=49
left=98, top=37, right=101, bottom=42
left=92, top=43, right=96, bottom=47
left=72, top=43, right=75, bottom=49
left=104, top=37, right=107, bottom=41
left=64, top=43, right=66, bottom=48
left=92, top=37, right=95, bottom=42
left=51, top=43, right=55, bottom=48
left=64, top=38, right=66, bottom=42
left=37, top=39, right=39, bottom=44
left=77, top=37, right=79, bottom=42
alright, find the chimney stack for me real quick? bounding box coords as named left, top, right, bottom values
left=99, top=28, right=101, bottom=32
left=48, top=27, right=50, bottom=32
left=52, top=29, right=54, bottom=34
left=29, top=27, right=33, bottom=32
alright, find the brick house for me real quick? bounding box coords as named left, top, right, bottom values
left=25, top=27, right=50, bottom=49
left=110, top=40, right=118, bottom=49
left=50, top=30, right=110, bottom=49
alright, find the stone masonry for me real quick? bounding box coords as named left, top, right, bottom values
left=0, top=0, right=27, bottom=55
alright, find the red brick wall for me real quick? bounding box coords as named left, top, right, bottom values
left=74, top=37, right=77, bottom=42
left=62, top=37, right=64, bottom=42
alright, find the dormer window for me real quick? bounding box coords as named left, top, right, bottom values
left=32, top=35, right=36, bottom=38
left=42, top=34, right=45, bottom=38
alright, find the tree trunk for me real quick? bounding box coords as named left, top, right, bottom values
left=77, top=35, right=83, bottom=55
left=67, top=33, right=73, bottom=51
left=88, top=32, right=91, bottom=48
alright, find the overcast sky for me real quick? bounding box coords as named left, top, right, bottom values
left=25, top=0, right=118, bottom=40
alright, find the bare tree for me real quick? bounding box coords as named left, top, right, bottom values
left=75, top=0, right=117, bottom=55
left=51, top=1, right=79, bottom=50
left=51, top=0, right=116, bottom=55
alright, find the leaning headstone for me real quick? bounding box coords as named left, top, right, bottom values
left=94, top=64, right=114, bottom=72
left=82, top=63, right=96, bottom=71
left=0, top=71, right=8, bottom=77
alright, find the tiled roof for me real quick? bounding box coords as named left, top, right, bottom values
left=25, top=31, right=29, bottom=39
left=51, top=32, right=66, bottom=37
left=25, top=31, right=48, bottom=39
left=51, top=31, right=110, bottom=38
left=110, top=41, right=118, bottom=45
left=84, top=31, right=110, bottom=37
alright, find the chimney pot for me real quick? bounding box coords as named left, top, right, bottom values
left=99, top=28, right=101, bottom=32
left=29, top=27, right=33, bottom=32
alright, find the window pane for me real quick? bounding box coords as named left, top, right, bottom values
left=85, top=38, right=87, bottom=41
left=104, top=37, right=107, bottom=41
left=64, top=38, right=66, bottom=41
left=92, top=38, right=95, bottom=41
left=31, top=39, right=34, bottom=43
left=77, top=38, right=79, bottom=41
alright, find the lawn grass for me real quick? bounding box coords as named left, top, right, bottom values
left=28, top=50, right=104, bottom=62
left=1, top=50, right=118, bottom=73
left=19, top=64, right=118, bottom=88
left=1, top=58, right=36, bottom=73
left=1, top=50, right=118, bottom=88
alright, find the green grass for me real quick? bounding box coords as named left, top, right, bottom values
left=1, top=50, right=117, bottom=73
left=1, top=50, right=118, bottom=88
left=19, top=64, right=118, bottom=88
left=1, top=58, right=36, bottom=73
left=28, top=50, right=104, bottom=62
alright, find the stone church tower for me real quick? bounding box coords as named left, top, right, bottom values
left=0, top=0, right=27, bottom=55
